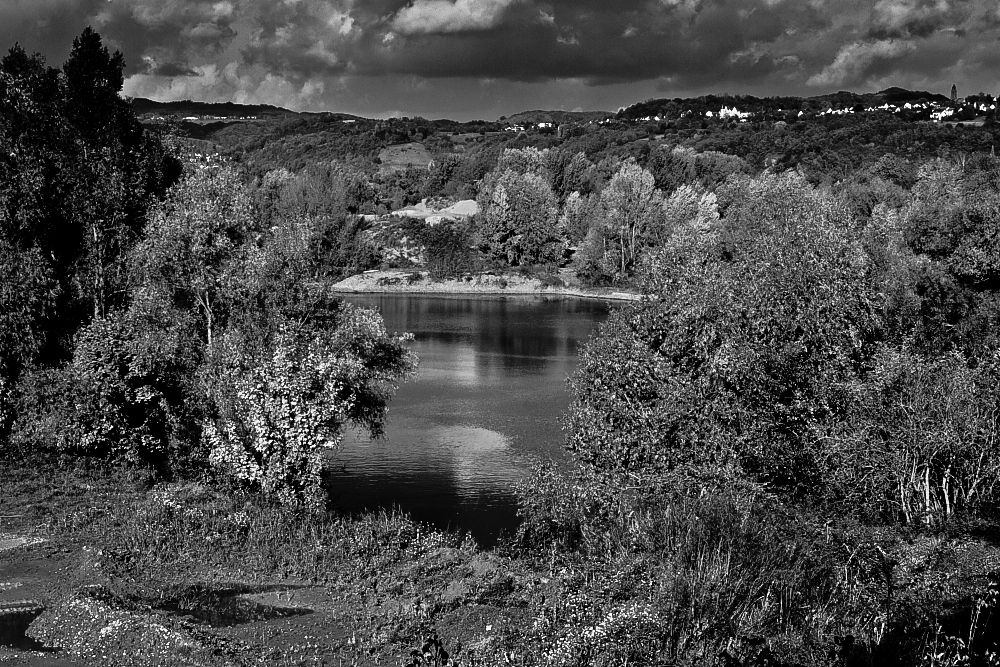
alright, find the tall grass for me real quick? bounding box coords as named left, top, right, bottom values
left=90, top=483, right=471, bottom=600
left=511, top=468, right=896, bottom=665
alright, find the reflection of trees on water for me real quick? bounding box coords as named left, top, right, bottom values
left=332, top=294, right=610, bottom=546
left=354, top=295, right=609, bottom=375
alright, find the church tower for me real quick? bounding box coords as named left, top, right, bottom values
left=951, top=84, right=958, bottom=103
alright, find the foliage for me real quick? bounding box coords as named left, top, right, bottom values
left=900, top=160, right=1000, bottom=355
left=253, top=163, right=382, bottom=280
left=574, top=161, right=665, bottom=284
left=476, top=169, right=562, bottom=266
left=133, top=158, right=256, bottom=346
left=0, top=244, right=58, bottom=384
left=511, top=467, right=901, bottom=667
left=203, top=303, right=416, bottom=509
left=569, top=172, right=884, bottom=495
left=830, top=348, right=1000, bottom=524
left=0, top=31, right=177, bottom=379
left=10, top=300, right=203, bottom=470
left=419, top=220, right=479, bottom=280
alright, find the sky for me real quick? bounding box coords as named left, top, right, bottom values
left=3, top=0, right=1000, bottom=120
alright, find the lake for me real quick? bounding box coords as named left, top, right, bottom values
left=325, top=294, right=611, bottom=546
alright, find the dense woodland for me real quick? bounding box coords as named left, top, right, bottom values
left=4, top=28, right=1000, bottom=666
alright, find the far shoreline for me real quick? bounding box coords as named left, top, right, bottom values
left=329, top=269, right=642, bottom=302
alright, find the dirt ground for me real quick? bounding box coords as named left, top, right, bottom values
left=0, top=464, right=553, bottom=667
left=330, top=269, right=640, bottom=301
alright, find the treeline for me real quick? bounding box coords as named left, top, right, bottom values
left=503, top=157, right=1000, bottom=664
left=1, top=31, right=414, bottom=509
left=166, top=90, right=1000, bottom=200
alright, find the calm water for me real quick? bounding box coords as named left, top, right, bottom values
left=325, top=294, right=611, bottom=546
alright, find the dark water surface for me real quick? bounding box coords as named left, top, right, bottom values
left=325, top=294, right=611, bottom=546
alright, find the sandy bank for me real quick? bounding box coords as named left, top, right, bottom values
left=330, top=270, right=642, bottom=302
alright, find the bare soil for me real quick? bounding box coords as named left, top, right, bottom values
left=0, top=462, right=551, bottom=666
left=330, top=269, right=641, bottom=301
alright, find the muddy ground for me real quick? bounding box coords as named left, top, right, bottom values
left=0, top=462, right=553, bottom=666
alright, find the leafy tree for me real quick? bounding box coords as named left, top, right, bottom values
left=419, top=220, right=478, bottom=280
left=477, top=169, right=562, bottom=266
left=0, top=31, right=177, bottom=374
left=900, top=159, right=1000, bottom=355
left=0, top=245, right=58, bottom=384
left=496, top=147, right=552, bottom=184
left=594, top=161, right=664, bottom=278
left=62, top=27, right=129, bottom=147
left=569, top=172, right=884, bottom=496
left=559, top=191, right=599, bottom=246
left=560, top=152, right=598, bottom=198
left=133, top=159, right=256, bottom=346
left=10, top=301, right=203, bottom=469
left=646, top=146, right=697, bottom=193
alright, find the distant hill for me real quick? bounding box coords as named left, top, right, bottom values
left=619, top=88, right=955, bottom=120
left=129, top=97, right=296, bottom=118
left=874, top=87, right=950, bottom=105
left=128, top=97, right=364, bottom=122
left=501, top=110, right=612, bottom=125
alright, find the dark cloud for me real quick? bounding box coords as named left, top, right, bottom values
left=2, top=0, right=998, bottom=119
left=151, top=61, right=199, bottom=77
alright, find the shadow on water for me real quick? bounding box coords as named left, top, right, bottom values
left=323, top=465, right=521, bottom=549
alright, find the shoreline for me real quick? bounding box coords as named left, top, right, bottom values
left=329, top=270, right=642, bottom=302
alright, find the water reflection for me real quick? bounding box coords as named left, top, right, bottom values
left=325, top=294, right=610, bottom=546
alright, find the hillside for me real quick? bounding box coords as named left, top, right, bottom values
left=130, top=97, right=301, bottom=119
left=502, top=109, right=612, bottom=125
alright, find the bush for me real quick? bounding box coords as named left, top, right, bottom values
left=828, top=348, right=1000, bottom=524
left=419, top=221, right=479, bottom=281
left=513, top=468, right=895, bottom=666
left=203, top=304, right=415, bottom=509
left=10, top=304, right=203, bottom=473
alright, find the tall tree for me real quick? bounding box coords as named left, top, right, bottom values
left=597, top=161, right=664, bottom=277
left=477, top=169, right=561, bottom=266
left=133, top=160, right=256, bottom=347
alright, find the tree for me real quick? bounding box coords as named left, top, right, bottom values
left=10, top=301, right=203, bottom=470
left=568, top=172, right=885, bottom=496
left=596, top=161, right=664, bottom=277
left=496, top=147, right=552, bottom=184
left=133, top=159, right=256, bottom=347
left=62, top=27, right=129, bottom=146
left=559, top=191, right=599, bottom=246
left=0, top=32, right=177, bottom=373
left=477, top=169, right=562, bottom=266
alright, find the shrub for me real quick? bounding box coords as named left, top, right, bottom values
left=203, top=305, right=415, bottom=509
left=513, top=469, right=895, bottom=666
left=828, top=347, right=1000, bottom=524
left=10, top=304, right=203, bottom=472
left=420, top=221, right=479, bottom=281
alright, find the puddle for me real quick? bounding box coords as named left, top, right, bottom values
left=153, top=584, right=314, bottom=628
left=0, top=601, right=52, bottom=651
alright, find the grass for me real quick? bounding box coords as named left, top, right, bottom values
left=3, top=455, right=1000, bottom=666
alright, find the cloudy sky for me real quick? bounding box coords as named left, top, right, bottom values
left=3, top=0, right=1000, bottom=119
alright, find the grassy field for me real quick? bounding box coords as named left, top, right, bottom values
left=378, top=143, right=433, bottom=171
